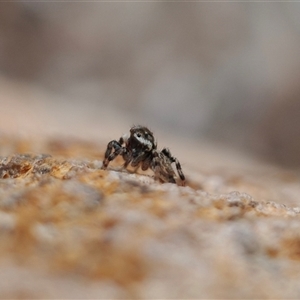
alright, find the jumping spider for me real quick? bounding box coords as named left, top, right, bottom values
left=101, top=125, right=185, bottom=185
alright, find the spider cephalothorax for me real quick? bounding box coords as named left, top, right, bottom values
left=102, top=125, right=185, bottom=185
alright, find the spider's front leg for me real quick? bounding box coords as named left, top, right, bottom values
left=161, top=148, right=186, bottom=184
left=102, top=140, right=125, bottom=169
left=123, top=150, right=147, bottom=173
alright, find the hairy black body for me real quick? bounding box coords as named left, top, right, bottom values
left=102, top=125, right=185, bottom=185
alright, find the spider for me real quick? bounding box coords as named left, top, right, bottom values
left=101, top=125, right=185, bottom=185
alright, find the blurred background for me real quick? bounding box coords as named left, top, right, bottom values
left=1, top=2, right=300, bottom=168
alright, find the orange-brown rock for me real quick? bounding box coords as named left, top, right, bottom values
left=0, top=137, right=300, bottom=298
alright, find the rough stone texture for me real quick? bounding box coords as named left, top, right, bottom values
left=0, top=137, right=300, bottom=298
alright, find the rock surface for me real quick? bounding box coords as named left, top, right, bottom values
left=0, top=137, right=300, bottom=298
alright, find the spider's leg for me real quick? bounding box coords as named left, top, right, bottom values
left=161, top=148, right=173, bottom=159
left=123, top=151, right=147, bottom=173
left=141, top=154, right=152, bottom=171
left=151, top=157, right=162, bottom=181
left=126, top=163, right=140, bottom=174
left=161, top=148, right=185, bottom=183
left=173, top=158, right=185, bottom=182
left=130, top=151, right=147, bottom=170
left=102, top=140, right=124, bottom=169
left=151, top=156, right=176, bottom=183
left=122, top=148, right=133, bottom=170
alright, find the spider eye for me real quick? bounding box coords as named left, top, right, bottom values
left=137, top=133, right=141, bottom=138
